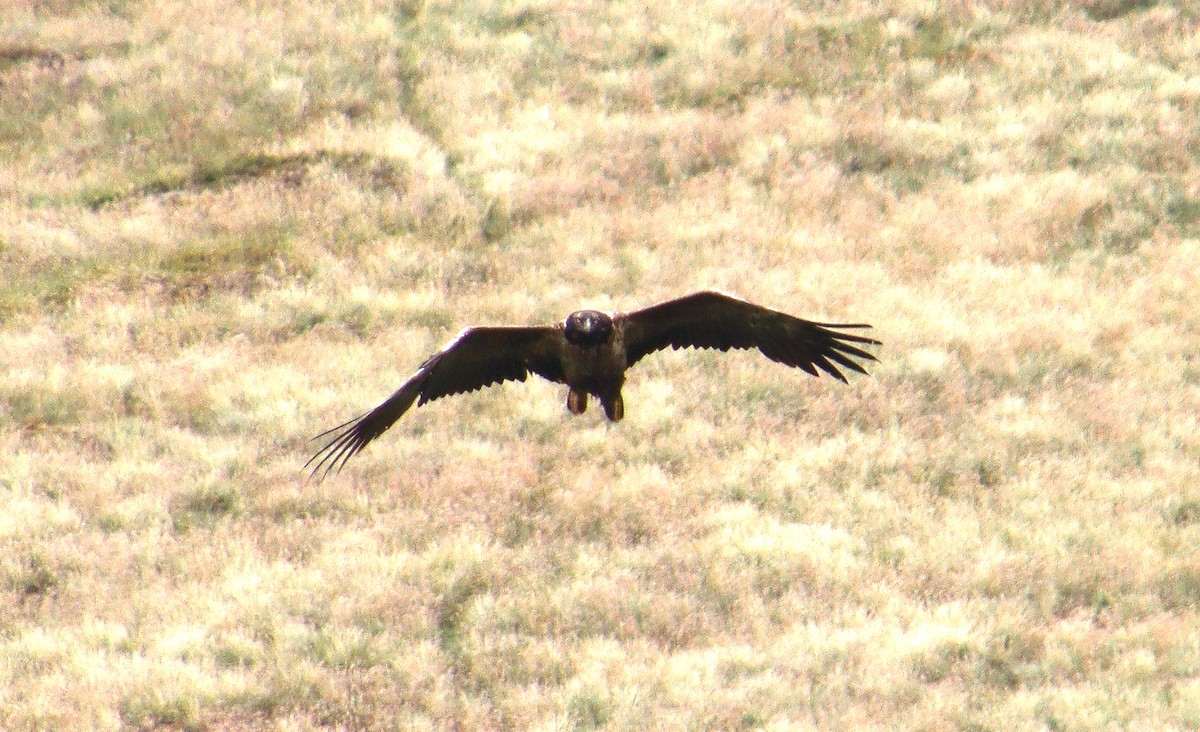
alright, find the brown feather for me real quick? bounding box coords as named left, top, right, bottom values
left=619, top=290, right=879, bottom=382
left=306, top=325, right=564, bottom=481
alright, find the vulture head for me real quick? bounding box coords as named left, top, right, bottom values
left=563, top=310, right=614, bottom=347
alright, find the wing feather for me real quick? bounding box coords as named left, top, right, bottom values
left=307, top=325, right=564, bottom=481
left=823, top=347, right=870, bottom=375
left=620, top=290, right=879, bottom=382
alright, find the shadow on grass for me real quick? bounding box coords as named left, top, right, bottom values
left=78, top=150, right=394, bottom=209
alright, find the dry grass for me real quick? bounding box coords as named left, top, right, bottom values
left=3, top=0, right=1200, bottom=729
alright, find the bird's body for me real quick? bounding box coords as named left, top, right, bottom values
left=560, top=310, right=628, bottom=420
left=307, top=290, right=880, bottom=479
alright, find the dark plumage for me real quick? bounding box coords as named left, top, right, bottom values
left=307, top=290, right=880, bottom=480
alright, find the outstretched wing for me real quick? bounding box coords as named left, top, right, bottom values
left=619, top=290, right=879, bottom=380
left=307, top=325, right=565, bottom=480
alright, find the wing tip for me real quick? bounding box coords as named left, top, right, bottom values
left=305, top=418, right=370, bottom=483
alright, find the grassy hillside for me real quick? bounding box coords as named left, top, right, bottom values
left=3, top=0, right=1199, bottom=729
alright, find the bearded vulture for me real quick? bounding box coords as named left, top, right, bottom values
left=307, top=290, right=879, bottom=479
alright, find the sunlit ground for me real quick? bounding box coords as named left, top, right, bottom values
left=2, top=1, right=1199, bottom=729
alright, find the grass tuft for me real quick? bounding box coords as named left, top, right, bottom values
left=171, top=484, right=242, bottom=533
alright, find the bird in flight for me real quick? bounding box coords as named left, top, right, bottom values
left=307, top=290, right=879, bottom=480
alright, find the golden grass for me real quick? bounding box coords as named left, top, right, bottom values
left=3, top=0, right=1200, bottom=729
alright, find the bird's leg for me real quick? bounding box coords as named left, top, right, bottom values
left=568, top=388, right=588, bottom=415
left=601, top=391, right=624, bottom=421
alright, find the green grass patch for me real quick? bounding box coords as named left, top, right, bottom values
left=171, top=484, right=242, bottom=533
